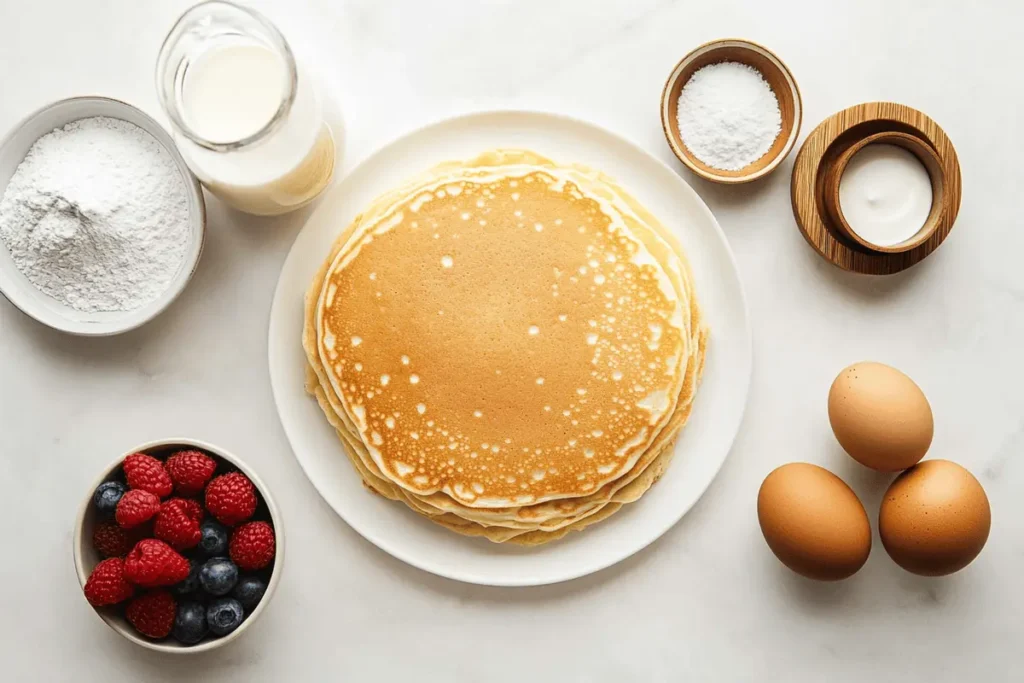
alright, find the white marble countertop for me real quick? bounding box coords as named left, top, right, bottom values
left=2, top=1, right=1022, bottom=680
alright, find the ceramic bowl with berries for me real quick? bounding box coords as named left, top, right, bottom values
left=74, top=438, right=283, bottom=653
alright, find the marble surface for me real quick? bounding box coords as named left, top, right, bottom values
left=1, top=1, right=1022, bottom=680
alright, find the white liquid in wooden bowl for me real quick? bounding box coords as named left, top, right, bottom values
left=839, top=144, right=932, bottom=247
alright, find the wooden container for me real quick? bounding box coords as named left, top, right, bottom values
left=821, top=131, right=946, bottom=254
left=661, top=38, right=802, bottom=184
left=791, top=102, right=962, bottom=275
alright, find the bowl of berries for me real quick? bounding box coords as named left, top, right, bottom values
left=74, top=439, right=282, bottom=652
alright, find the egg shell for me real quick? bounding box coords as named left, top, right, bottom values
left=879, top=459, right=991, bottom=576
left=757, top=463, right=872, bottom=581
left=828, top=362, right=933, bottom=472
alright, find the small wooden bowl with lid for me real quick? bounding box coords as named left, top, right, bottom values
left=791, top=102, right=963, bottom=275
left=821, top=130, right=945, bottom=254
left=661, top=38, right=802, bottom=184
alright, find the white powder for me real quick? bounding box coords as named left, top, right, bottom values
left=676, top=62, right=782, bottom=171
left=0, top=116, right=191, bottom=312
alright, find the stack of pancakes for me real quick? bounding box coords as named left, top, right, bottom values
left=303, top=150, right=707, bottom=545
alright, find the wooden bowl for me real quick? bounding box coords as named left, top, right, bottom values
left=74, top=438, right=284, bottom=653
left=661, top=38, right=802, bottom=184
left=791, top=102, right=962, bottom=275
left=822, top=131, right=945, bottom=254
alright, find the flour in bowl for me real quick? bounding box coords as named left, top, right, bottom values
left=0, top=116, right=191, bottom=313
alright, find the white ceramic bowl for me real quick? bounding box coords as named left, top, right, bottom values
left=0, top=96, right=206, bottom=336
left=73, top=439, right=283, bottom=653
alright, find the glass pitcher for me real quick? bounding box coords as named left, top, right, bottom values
left=156, top=0, right=338, bottom=216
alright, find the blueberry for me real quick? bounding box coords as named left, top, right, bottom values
left=199, top=557, right=238, bottom=596
left=198, top=519, right=229, bottom=556
left=206, top=598, right=245, bottom=636
left=172, top=559, right=202, bottom=598
left=231, top=576, right=267, bottom=612
left=173, top=601, right=208, bottom=645
left=93, top=481, right=126, bottom=517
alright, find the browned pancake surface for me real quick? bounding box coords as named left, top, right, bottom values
left=318, top=170, right=686, bottom=506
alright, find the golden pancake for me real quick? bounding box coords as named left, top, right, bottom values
left=303, top=325, right=704, bottom=544
left=302, top=211, right=701, bottom=529
left=314, top=159, right=689, bottom=508
left=316, top=157, right=701, bottom=521
left=303, top=149, right=708, bottom=544
left=306, top=320, right=704, bottom=539
left=306, top=325, right=705, bottom=545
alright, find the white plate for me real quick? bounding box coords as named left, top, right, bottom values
left=269, top=111, right=751, bottom=586
left=0, top=97, right=205, bottom=336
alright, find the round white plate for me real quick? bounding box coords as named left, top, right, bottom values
left=269, top=111, right=751, bottom=586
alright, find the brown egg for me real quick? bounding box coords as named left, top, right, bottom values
left=879, top=459, right=991, bottom=576
left=757, top=463, right=872, bottom=580
left=828, top=362, right=933, bottom=472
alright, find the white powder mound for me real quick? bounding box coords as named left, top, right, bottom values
left=676, top=62, right=782, bottom=171
left=0, top=116, right=191, bottom=313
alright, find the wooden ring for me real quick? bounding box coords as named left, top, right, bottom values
left=791, top=102, right=962, bottom=275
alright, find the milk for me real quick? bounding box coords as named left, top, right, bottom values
left=183, top=44, right=287, bottom=144
left=838, top=144, right=932, bottom=248
left=170, top=40, right=336, bottom=216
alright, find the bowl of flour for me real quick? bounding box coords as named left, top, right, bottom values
left=0, top=96, right=205, bottom=335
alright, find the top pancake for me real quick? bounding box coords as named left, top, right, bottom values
left=314, top=152, right=690, bottom=508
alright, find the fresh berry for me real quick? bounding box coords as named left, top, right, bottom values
left=92, top=521, right=136, bottom=558
left=83, top=557, right=135, bottom=606
left=126, top=590, right=176, bottom=639
left=199, top=557, right=238, bottom=596
left=178, top=498, right=204, bottom=521
left=124, top=539, right=191, bottom=587
left=171, top=558, right=203, bottom=598
left=173, top=601, right=209, bottom=644
left=123, top=453, right=173, bottom=498
left=165, top=450, right=217, bottom=496
left=206, top=598, right=245, bottom=636
left=93, top=481, right=126, bottom=517
left=154, top=499, right=202, bottom=550
left=232, top=576, right=267, bottom=612
left=205, top=473, right=258, bottom=526
left=198, top=518, right=230, bottom=556
left=115, top=489, right=161, bottom=529
left=229, top=521, right=275, bottom=571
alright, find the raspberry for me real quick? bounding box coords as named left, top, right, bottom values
left=122, top=453, right=173, bottom=498
left=92, top=521, right=137, bottom=558
left=165, top=450, right=217, bottom=496
left=126, top=590, right=176, bottom=639
left=154, top=499, right=203, bottom=550
left=205, top=473, right=258, bottom=526
left=124, top=539, right=191, bottom=588
left=115, top=490, right=161, bottom=529
left=229, top=521, right=276, bottom=571
left=83, top=557, right=135, bottom=606
left=179, top=498, right=204, bottom=521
